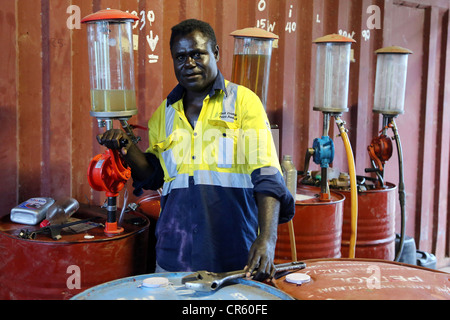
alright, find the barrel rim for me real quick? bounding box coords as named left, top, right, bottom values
left=71, top=272, right=295, bottom=300
left=296, top=185, right=346, bottom=205
left=291, top=257, right=449, bottom=274
left=338, top=181, right=398, bottom=194
left=0, top=206, right=150, bottom=245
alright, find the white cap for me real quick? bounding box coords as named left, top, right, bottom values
left=285, top=273, right=311, bottom=285
left=142, top=277, right=169, bottom=288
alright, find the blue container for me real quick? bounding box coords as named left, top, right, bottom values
left=416, top=250, right=437, bottom=270
left=71, top=272, right=294, bottom=300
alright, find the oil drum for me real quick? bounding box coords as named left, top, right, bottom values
left=273, top=258, right=450, bottom=300
left=0, top=204, right=149, bottom=300
left=275, top=185, right=345, bottom=263
left=135, top=191, right=161, bottom=221
left=71, top=272, right=294, bottom=300
left=340, top=183, right=396, bottom=260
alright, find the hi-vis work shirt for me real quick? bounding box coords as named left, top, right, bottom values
left=133, top=72, right=295, bottom=273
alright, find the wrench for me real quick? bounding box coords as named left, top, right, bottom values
left=181, top=261, right=306, bottom=292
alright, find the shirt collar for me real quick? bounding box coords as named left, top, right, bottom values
left=166, top=71, right=226, bottom=107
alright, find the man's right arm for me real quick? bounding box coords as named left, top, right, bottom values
left=97, top=129, right=155, bottom=182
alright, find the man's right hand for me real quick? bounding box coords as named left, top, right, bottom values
left=96, top=129, right=132, bottom=152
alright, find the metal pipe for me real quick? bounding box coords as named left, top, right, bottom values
left=320, top=113, right=331, bottom=201
left=323, top=112, right=330, bottom=137
left=107, top=196, right=117, bottom=224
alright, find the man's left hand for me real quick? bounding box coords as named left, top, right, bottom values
left=245, top=233, right=277, bottom=281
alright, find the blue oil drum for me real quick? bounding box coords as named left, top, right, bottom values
left=71, top=272, right=294, bottom=300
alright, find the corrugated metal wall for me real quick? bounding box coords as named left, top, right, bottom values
left=1, top=0, right=449, bottom=267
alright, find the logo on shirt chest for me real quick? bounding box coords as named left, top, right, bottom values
left=219, top=111, right=237, bottom=121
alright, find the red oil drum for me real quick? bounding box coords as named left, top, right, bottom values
left=273, top=258, right=450, bottom=300
left=0, top=204, right=149, bottom=300
left=133, top=191, right=161, bottom=273
left=340, top=183, right=397, bottom=260
left=275, top=185, right=345, bottom=263
left=135, top=191, right=161, bottom=220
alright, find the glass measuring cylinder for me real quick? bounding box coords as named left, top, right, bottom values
left=82, top=9, right=138, bottom=118
left=313, top=34, right=355, bottom=114
left=373, top=46, right=412, bottom=116
left=231, top=28, right=278, bottom=109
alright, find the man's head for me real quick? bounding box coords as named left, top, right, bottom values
left=170, top=19, right=220, bottom=93
left=170, top=19, right=217, bottom=53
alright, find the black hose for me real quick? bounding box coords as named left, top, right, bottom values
left=391, top=119, right=406, bottom=262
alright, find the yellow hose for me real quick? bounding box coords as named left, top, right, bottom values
left=288, top=220, right=297, bottom=261
left=335, top=117, right=358, bottom=258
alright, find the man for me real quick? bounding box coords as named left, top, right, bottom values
left=98, top=19, right=294, bottom=280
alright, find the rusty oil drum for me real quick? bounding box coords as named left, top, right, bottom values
left=0, top=204, right=149, bottom=300
left=340, top=183, right=397, bottom=260
left=273, top=258, right=450, bottom=300
left=275, top=185, right=345, bottom=263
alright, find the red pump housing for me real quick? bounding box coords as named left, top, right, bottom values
left=87, top=149, right=131, bottom=234
left=87, top=149, right=131, bottom=197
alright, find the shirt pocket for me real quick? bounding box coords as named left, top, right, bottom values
left=208, top=119, right=239, bottom=169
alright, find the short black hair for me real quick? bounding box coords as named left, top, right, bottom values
left=170, top=19, right=217, bottom=52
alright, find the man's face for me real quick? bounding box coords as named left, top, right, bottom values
left=171, top=30, right=219, bottom=93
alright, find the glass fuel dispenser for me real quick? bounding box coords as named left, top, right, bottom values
left=302, top=34, right=358, bottom=258
left=307, top=34, right=356, bottom=200
left=367, top=46, right=412, bottom=261
left=81, top=9, right=139, bottom=235
left=230, top=27, right=279, bottom=109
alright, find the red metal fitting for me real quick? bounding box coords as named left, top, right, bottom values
left=104, top=222, right=124, bottom=235
left=320, top=192, right=331, bottom=202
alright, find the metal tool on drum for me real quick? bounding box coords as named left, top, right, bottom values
left=18, top=217, right=100, bottom=240
left=182, top=261, right=306, bottom=292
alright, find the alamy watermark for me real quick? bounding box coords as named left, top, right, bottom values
left=162, top=124, right=276, bottom=167
left=66, top=265, right=81, bottom=290
left=366, top=265, right=381, bottom=289
left=66, top=5, right=81, bottom=30
left=65, top=4, right=382, bottom=31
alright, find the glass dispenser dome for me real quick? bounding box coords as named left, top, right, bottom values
left=81, top=9, right=139, bottom=119
left=230, top=28, right=278, bottom=109
left=373, top=46, right=412, bottom=115
left=313, top=34, right=355, bottom=113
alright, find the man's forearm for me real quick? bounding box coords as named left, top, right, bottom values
left=255, top=193, right=280, bottom=240
left=121, top=143, right=155, bottom=182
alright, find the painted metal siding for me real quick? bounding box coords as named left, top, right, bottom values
left=1, top=0, right=449, bottom=267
